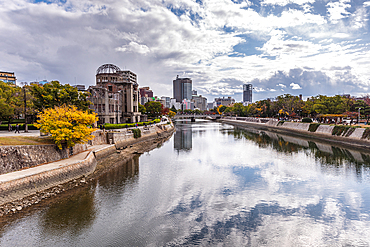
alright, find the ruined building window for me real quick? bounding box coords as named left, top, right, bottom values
left=108, top=86, right=112, bottom=92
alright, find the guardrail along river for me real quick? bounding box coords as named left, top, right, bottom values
left=1, top=120, right=370, bottom=246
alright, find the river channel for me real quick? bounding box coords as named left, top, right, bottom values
left=1, top=120, right=370, bottom=246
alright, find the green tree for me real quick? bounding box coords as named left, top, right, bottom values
left=30, top=81, right=91, bottom=111
left=228, top=103, right=244, bottom=116
left=144, top=101, right=163, bottom=118
left=0, top=81, right=23, bottom=128
left=138, top=103, right=146, bottom=115
left=219, top=105, right=227, bottom=113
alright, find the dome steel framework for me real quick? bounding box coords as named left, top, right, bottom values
left=96, top=64, right=121, bottom=75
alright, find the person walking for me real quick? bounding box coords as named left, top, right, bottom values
left=15, top=124, right=20, bottom=134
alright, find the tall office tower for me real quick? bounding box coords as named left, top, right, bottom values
left=243, top=84, right=253, bottom=103
left=173, top=75, right=192, bottom=102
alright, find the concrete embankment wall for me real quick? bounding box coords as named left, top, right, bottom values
left=220, top=118, right=370, bottom=150
left=0, top=152, right=97, bottom=206
left=0, top=123, right=174, bottom=206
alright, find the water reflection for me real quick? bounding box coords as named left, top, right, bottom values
left=40, top=189, right=96, bottom=237
left=174, top=123, right=192, bottom=152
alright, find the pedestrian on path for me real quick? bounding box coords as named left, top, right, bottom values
left=15, top=124, right=20, bottom=134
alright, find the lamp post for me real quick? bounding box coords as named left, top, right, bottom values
left=21, top=82, right=28, bottom=132
left=358, top=108, right=361, bottom=124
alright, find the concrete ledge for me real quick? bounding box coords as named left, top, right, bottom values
left=316, top=125, right=334, bottom=135
left=93, top=145, right=116, bottom=161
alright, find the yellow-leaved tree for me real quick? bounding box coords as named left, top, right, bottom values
left=35, top=104, right=98, bottom=149
left=168, top=110, right=176, bottom=118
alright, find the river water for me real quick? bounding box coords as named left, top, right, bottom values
left=1, top=120, right=370, bottom=246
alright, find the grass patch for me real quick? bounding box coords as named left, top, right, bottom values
left=0, top=136, right=54, bottom=146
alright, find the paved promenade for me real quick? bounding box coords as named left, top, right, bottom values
left=0, top=129, right=41, bottom=137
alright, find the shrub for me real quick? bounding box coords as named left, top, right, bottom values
left=308, top=123, right=320, bottom=132
left=132, top=128, right=141, bottom=138
left=302, top=117, right=312, bottom=123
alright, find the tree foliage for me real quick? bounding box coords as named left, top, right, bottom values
left=0, top=81, right=23, bottom=123
left=138, top=103, right=146, bottom=115
left=220, top=94, right=361, bottom=118
left=30, top=81, right=91, bottom=112
left=144, top=101, right=163, bottom=118
left=168, top=110, right=176, bottom=118
left=35, top=104, right=98, bottom=149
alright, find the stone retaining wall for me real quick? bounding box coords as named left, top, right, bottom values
left=0, top=145, right=68, bottom=175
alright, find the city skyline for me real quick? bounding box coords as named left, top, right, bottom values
left=1, top=0, right=370, bottom=102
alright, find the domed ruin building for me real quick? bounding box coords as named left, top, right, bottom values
left=88, top=64, right=141, bottom=124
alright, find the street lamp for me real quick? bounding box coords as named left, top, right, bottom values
left=21, top=82, right=28, bottom=132
left=358, top=108, right=361, bottom=124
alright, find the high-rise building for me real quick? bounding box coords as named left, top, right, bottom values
left=173, top=75, right=192, bottom=102
left=243, top=84, right=253, bottom=103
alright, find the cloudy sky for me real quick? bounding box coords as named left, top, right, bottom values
left=1, top=0, right=370, bottom=102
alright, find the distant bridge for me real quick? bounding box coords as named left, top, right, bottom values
left=173, top=114, right=221, bottom=122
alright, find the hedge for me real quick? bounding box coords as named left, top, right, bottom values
left=0, top=119, right=26, bottom=124
left=103, top=119, right=161, bottom=130
left=302, top=117, right=312, bottom=123
left=0, top=124, right=39, bottom=131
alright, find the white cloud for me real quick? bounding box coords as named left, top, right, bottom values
left=327, top=0, right=351, bottom=23
left=290, top=82, right=302, bottom=89
left=0, top=0, right=369, bottom=102
left=116, top=42, right=151, bottom=55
